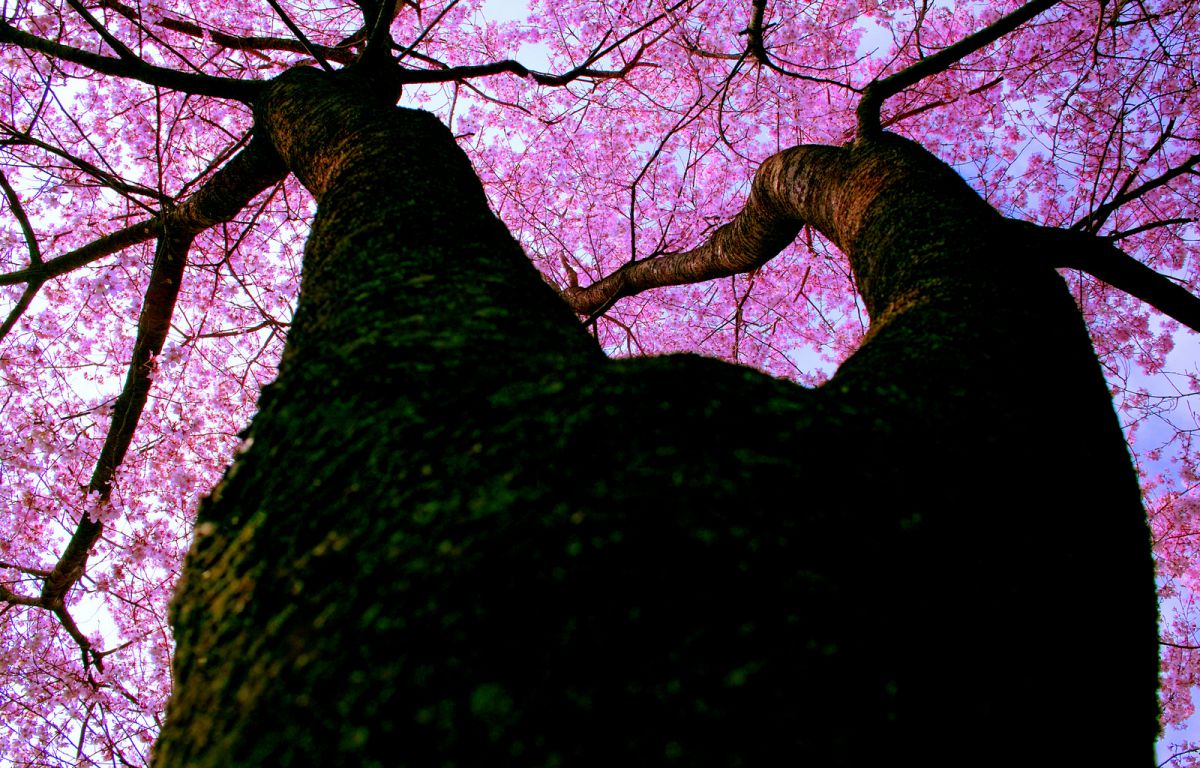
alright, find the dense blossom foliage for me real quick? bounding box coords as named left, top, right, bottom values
left=0, top=0, right=1197, bottom=763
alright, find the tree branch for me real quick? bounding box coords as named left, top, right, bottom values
left=561, top=146, right=817, bottom=316
left=261, top=0, right=334, bottom=72
left=0, top=280, right=44, bottom=342
left=1073, top=152, right=1200, bottom=233
left=396, top=49, right=650, bottom=87
left=64, top=0, right=140, bottom=62
left=397, top=0, right=683, bottom=87
left=93, top=0, right=357, bottom=65
left=560, top=138, right=1200, bottom=335
left=738, top=0, right=858, bottom=89
left=0, top=581, right=44, bottom=607
left=2, top=140, right=285, bottom=664
left=857, top=0, right=1059, bottom=136
left=1018, top=221, right=1200, bottom=332
left=2, top=119, right=170, bottom=206
left=38, top=224, right=193, bottom=607
left=0, top=167, right=42, bottom=263
left=0, top=19, right=262, bottom=101
left=0, top=138, right=286, bottom=287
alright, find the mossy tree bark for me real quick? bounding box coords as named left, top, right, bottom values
left=153, top=67, right=1157, bottom=766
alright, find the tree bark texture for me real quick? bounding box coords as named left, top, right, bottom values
left=154, top=67, right=1157, bottom=766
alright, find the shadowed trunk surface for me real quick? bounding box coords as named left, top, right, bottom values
left=154, top=67, right=1157, bottom=766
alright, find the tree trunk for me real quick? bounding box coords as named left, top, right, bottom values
left=153, top=68, right=1158, bottom=766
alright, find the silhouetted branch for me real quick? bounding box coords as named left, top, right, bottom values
left=857, top=0, right=1059, bottom=136
left=1, top=139, right=285, bottom=666
left=95, top=0, right=358, bottom=65
left=2, top=120, right=170, bottom=206
left=1074, top=152, right=1200, bottom=233
left=0, top=222, right=202, bottom=670
left=0, top=139, right=286, bottom=287
left=0, top=167, right=42, bottom=263
left=262, top=0, right=335, bottom=71
left=1108, top=217, right=1196, bottom=241
left=1020, top=221, right=1200, bottom=332
left=0, top=19, right=262, bottom=101
left=2, top=140, right=285, bottom=654
left=398, top=0, right=683, bottom=86
left=397, top=48, right=651, bottom=86
left=738, top=0, right=858, bottom=88
left=65, top=0, right=139, bottom=62
left=38, top=225, right=192, bottom=611
left=0, top=281, right=43, bottom=342
left=1161, top=640, right=1200, bottom=650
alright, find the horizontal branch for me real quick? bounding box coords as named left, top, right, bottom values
left=1019, top=221, right=1200, bottom=332
left=396, top=48, right=650, bottom=87
left=94, top=0, right=358, bottom=65
left=0, top=19, right=262, bottom=101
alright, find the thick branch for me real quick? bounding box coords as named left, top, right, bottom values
left=396, top=49, right=649, bottom=87
left=94, top=0, right=358, bottom=65
left=857, top=0, right=1059, bottom=136
left=1020, top=221, right=1200, bottom=332
left=0, top=139, right=285, bottom=287
left=560, top=147, right=824, bottom=316
left=262, top=0, right=334, bottom=71
left=39, top=226, right=192, bottom=605
left=0, top=219, right=157, bottom=286
left=0, top=20, right=262, bottom=101
left=0, top=581, right=43, bottom=607
left=5, top=141, right=285, bottom=649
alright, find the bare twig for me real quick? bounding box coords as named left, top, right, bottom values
left=0, top=167, right=42, bottom=263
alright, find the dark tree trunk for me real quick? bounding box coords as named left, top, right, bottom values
left=153, top=68, right=1158, bottom=766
